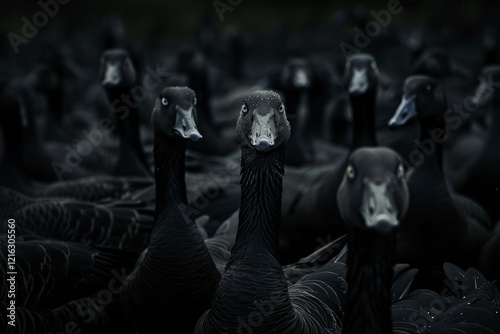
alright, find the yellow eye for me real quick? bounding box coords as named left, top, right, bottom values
left=346, top=165, right=355, bottom=179
left=161, top=98, right=168, bottom=106
left=241, top=103, right=248, bottom=113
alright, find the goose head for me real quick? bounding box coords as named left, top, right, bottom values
left=151, top=86, right=202, bottom=142
left=344, top=53, right=379, bottom=97
left=99, top=48, right=137, bottom=89
left=338, top=147, right=409, bottom=234
left=236, top=90, right=291, bottom=152
left=280, top=58, right=312, bottom=90
left=471, top=65, right=500, bottom=106
left=388, top=75, right=445, bottom=128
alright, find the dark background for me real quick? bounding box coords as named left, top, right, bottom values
left=1, top=0, right=499, bottom=44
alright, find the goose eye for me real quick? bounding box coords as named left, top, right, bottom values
left=279, top=103, right=285, bottom=114
left=161, top=98, right=168, bottom=106
left=241, top=103, right=248, bottom=113
left=397, top=164, right=405, bottom=179
left=346, top=165, right=355, bottom=179
left=193, top=97, right=197, bottom=106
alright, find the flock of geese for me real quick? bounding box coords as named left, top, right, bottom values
left=1, top=9, right=500, bottom=334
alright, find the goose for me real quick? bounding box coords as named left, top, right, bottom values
left=266, top=57, right=316, bottom=165
left=264, top=57, right=345, bottom=166
left=0, top=236, right=139, bottom=334
left=388, top=75, right=490, bottom=289
left=0, top=186, right=154, bottom=252
left=322, top=53, right=379, bottom=150
left=120, top=86, right=221, bottom=333
left=172, top=47, right=239, bottom=156
left=449, top=65, right=500, bottom=223
left=0, top=76, right=100, bottom=181
left=0, top=90, right=152, bottom=201
left=195, top=90, right=412, bottom=332
left=279, top=53, right=381, bottom=262
left=99, top=48, right=152, bottom=177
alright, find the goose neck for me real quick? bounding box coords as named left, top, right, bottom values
left=344, top=230, right=395, bottom=334
left=153, top=135, right=187, bottom=219
left=414, top=116, right=445, bottom=173
left=231, top=146, right=285, bottom=258
left=350, top=91, right=377, bottom=149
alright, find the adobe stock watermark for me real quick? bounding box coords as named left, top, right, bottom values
left=7, top=0, right=71, bottom=54
left=51, top=64, right=164, bottom=181
left=212, top=0, right=243, bottom=22
left=339, top=0, right=403, bottom=59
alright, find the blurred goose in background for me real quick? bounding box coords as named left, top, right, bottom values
left=447, top=65, right=500, bottom=223
left=388, top=75, right=490, bottom=289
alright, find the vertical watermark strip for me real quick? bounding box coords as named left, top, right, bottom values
left=6, top=219, right=17, bottom=327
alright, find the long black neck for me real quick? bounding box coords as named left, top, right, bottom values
left=230, top=146, right=285, bottom=261
left=285, top=88, right=311, bottom=165
left=344, top=229, right=395, bottom=334
left=153, top=135, right=187, bottom=218
left=106, top=87, right=151, bottom=176
left=122, top=133, right=220, bottom=333
left=350, top=90, right=377, bottom=150
left=413, top=116, right=445, bottom=175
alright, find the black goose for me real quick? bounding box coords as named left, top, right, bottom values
left=450, top=65, right=500, bottom=223
left=268, top=58, right=315, bottom=166
left=99, top=48, right=152, bottom=177
left=120, top=86, right=221, bottom=333
left=324, top=53, right=380, bottom=149
left=280, top=53, right=380, bottom=262
left=388, top=75, right=490, bottom=288
left=0, top=106, right=151, bottom=202
left=265, top=57, right=344, bottom=166
left=0, top=186, right=154, bottom=252
left=195, top=93, right=412, bottom=332
left=173, top=48, right=239, bottom=156
left=0, top=236, right=139, bottom=334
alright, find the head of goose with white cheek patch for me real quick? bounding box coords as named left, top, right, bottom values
left=236, top=91, right=290, bottom=152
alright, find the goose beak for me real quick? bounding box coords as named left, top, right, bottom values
left=388, top=95, right=417, bottom=128
left=361, top=179, right=399, bottom=234
left=174, top=105, right=203, bottom=142
left=101, top=62, right=121, bottom=86
left=293, top=69, right=310, bottom=88
left=348, top=68, right=369, bottom=96
left=471, top=81, right=494, bottom=107
left=250, top=111, right=276, bottom=151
